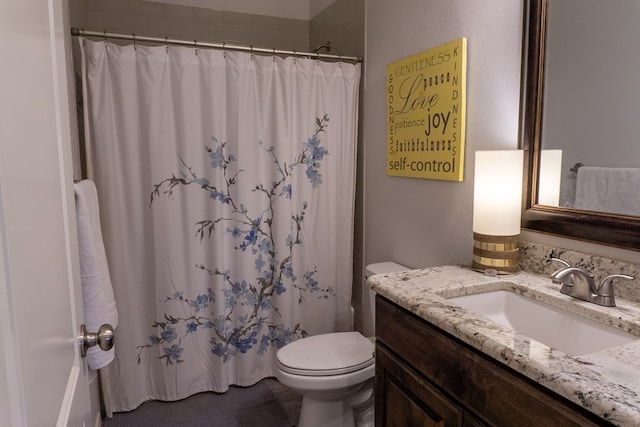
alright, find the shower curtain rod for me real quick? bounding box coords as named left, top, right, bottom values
left=70, top=28, right=362, bottom=63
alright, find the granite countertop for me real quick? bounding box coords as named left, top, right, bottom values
left=368, top=265, right=640, bottom=426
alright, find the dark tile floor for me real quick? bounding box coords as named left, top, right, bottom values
left=102, top=378, right=302, bottom=427
left=266, top=378, right=303, bottom=425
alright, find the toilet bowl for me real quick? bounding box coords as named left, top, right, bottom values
left=274, top=262, right=409, bottom=427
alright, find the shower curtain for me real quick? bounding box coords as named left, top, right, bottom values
left=79, top=38, right=360, bottom=412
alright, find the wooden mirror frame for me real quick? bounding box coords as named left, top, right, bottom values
left=520, top=0, right=640, bottom=251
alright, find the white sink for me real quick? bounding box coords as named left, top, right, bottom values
left=448, top=290, right=639, bottom=356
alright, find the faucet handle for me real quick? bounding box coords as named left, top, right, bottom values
left=595, top=274, right=634, bottom=307
left=599, top=274, right=635, bottom=297
left=549, top=257, right=571, bottom=268
left=549, top=258, right=574, bottom=285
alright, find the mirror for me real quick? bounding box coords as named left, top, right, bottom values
left=520, top=0, right=640, bottom=250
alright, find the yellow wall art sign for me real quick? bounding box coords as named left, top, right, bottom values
left=386, top=38, right=467, bottom=181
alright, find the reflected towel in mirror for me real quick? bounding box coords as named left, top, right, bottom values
left=574, top=167, right=640, bottom=216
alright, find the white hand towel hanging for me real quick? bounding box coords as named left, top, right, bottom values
left=74, top=180, right=118, bottom=370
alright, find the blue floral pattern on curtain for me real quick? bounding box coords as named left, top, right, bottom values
left=136, top=116, right=335, bottom=364
left=81, top=39, right=360, bottom=412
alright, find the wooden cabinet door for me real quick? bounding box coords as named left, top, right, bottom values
left=376, top=344, right=462, bottom=427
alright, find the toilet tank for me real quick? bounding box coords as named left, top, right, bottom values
left=364, top=262, right=409, bottom=336
left=365, top=262, right=410, bottom=279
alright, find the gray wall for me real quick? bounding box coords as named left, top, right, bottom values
left=361, top=0, right=524, bottom=335
left=364, top=0, right=524, bottom=268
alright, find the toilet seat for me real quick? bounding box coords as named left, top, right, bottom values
left=276, top=331, right=375, bottom=377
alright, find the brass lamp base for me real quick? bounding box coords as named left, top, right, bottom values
left=472, top=232, right=520, bottom=274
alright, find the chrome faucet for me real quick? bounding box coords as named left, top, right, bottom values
left=549, top=258, right=634, bottom=307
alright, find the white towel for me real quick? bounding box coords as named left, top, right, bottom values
left=74, top=180, right=118, bottom=370
left=574, top=167, right=640, bottom=216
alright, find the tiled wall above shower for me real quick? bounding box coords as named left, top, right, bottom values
left=309, top=0, right=364, bottom=58
left=69, top=0, right=310, bottom=51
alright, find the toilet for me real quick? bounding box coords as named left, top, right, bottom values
left=274, top=262, right=409, bottom=427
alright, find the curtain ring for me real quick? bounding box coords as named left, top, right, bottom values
left=250, top=45, right=254, bottom=60
left=133, top=33, right=137, bottom=50
left=272, top=47, right=276, bottom=62
left=103, top=30, right=107, bottom=47
left=222, top=42, right=226, bottom=58
left=165, top=36, right=169, bottom=53
left=194, top=39, right=198, bottom=55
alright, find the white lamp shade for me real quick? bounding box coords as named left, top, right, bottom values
left=472, top=150, right=524, bottom=236
left=538, top=149, right=563, bottom=206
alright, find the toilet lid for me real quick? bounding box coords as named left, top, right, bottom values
left=276, top=332, right=375, bottom=376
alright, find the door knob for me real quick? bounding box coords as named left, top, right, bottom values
left=79, top=323, right=114, bottom=358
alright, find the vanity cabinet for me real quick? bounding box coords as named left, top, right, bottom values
left=375, top=296, right=613, bottom=427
